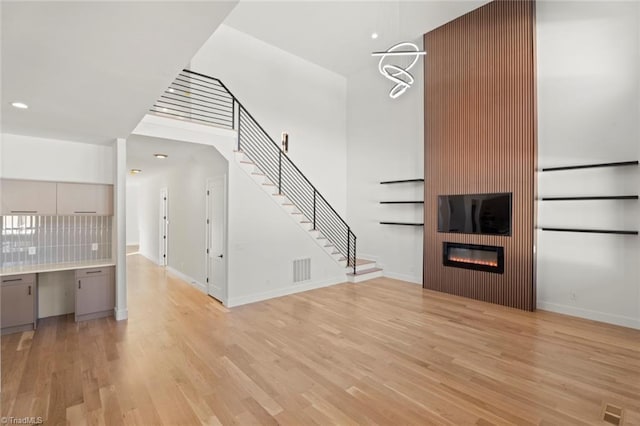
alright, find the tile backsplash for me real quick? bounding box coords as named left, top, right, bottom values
left=1, top=215, right=112, bottom=267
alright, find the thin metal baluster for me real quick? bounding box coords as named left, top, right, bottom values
left=353, top=234, right=357, bottom=275
left=278, top=150, right=282, bottom=195
left=231, top=98, right=236, bottom=130
left=347, top=227, right=351, bottom=270
left=238, top=108, right=242, bottom=152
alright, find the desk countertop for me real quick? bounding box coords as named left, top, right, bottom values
left=0, top=260, right=116, bottom=277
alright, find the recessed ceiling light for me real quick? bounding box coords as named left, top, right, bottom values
left=130, top=169, right=142, bottom=174
left=168, top=88, right=175, bottom=93
left=154, top=153, right=168, bottom=159
left=371, top=32, right=379, bottom=40
left=11, top=102, right=28, bottom=109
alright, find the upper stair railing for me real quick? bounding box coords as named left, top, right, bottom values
left=151, top=69, right=357, bottom=274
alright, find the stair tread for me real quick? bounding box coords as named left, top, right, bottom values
left=355, top=258, right=376, bottom=266
left=347, top=267, right=383, bottom=276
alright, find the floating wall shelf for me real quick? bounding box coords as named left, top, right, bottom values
left=380, top=201, right=424, bottom=204
left=380, top=179, right=425, bottom=225
left=540, top=195, right=638, bottom=201
left=539, top=227, right=638, bottom=235
left=541, top=160, right=638, bottom=172
left=380, top=179, right=425, bottom=184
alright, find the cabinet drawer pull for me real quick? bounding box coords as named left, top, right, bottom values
left=10, top=210, right=37, bottom=213
left=86, top=270, right=102, bottom=274
left=74, top=211, right=97, bottom=214
left=2, top=278, right=23, bottom=282
left=28, top=285, right=32, bottom=295
left=78, top=280, right=82, bottom=289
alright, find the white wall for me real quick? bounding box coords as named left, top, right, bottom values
left=345, top=40, right=424, bottom=284
left=137, top=173, right=164, bottom=265
left=190, top=24, right=348, bottom=215
left=536, top=1, right=640, bottom=328
left=126, top=180, right=140, bottom=246
left=137, top=143, right=227, bottom=288
left=0, top=133, right=113, bottom=183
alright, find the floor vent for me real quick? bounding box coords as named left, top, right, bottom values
left=293, top=258, right=311, bottom=283
left=603, top=403, right=623, bottom=425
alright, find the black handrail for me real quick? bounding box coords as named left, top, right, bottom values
left=155, top=69, right=357, bottom=273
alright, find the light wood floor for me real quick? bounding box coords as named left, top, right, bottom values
left=2, top=255, right=639, bottom=425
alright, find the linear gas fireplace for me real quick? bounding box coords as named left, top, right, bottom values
left=442, top=242, right=504, bottom=274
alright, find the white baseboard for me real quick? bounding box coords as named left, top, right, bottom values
left=383, top=270, right=422, bottom=285
left=227, top=275, right=346, bottom=308
left=537, top=301, right=640, bottom=330
left=114, top=307, right=128, bottom=321
left=166, top=266, right=207, bottom=294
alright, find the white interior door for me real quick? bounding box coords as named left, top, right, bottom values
left=159, top=188, right=168, bottom=266
left=206, top=177, right=227, bottom=302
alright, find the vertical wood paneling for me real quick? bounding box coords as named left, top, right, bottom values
left=423, top=1, right=536, bottom=311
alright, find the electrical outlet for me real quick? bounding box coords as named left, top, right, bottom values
left=91, top=243, right=98, bottom=251
left=570, top=292, right=577, bottom=301
left=28, top=247, right=36, bottom=256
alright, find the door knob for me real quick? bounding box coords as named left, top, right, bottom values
left=217, top=254, right=224, bottom=258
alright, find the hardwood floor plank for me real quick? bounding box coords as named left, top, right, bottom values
left=2, top=254, right=639, bottom=425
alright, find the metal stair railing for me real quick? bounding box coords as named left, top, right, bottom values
left=151, top=69, right=357, bottom=274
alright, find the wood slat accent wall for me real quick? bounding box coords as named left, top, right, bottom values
left=423, top=0, right=536, bottom=310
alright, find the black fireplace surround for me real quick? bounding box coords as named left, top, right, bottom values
left=442, top=242, right=504, bottom=274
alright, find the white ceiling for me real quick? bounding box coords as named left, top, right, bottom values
left=224, top=1, right=489, bottom=77
left=1, top=1, right=488, bottom=146
left=1, top=1, right=237, bottom=145
left=126, top=135, right=218, bottom=180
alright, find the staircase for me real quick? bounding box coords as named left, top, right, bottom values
left=150, top=69, right=382, bottom=282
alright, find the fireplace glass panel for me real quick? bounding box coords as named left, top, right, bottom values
left=442, top=242, right=504, bottom=274
left=447, top=247, right=499, bottom=267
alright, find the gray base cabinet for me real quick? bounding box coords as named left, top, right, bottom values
left=75, top=267, right=115, bottom=322
left=1, top=274, right=37, bottom=335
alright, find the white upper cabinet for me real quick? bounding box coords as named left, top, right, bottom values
left=56, top=183, right=113, bottom=216
left=0, top=179, right=57, bottom=215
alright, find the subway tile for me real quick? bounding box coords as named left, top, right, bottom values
left=0, top=215, right=112, bottom=268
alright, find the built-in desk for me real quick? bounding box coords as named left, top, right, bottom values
left=0, top=260, right=116, bottom=277
left=1, top=260, right=116, bottom=335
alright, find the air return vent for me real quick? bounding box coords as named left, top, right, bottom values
left=293, top=258, right=311, bottom=283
